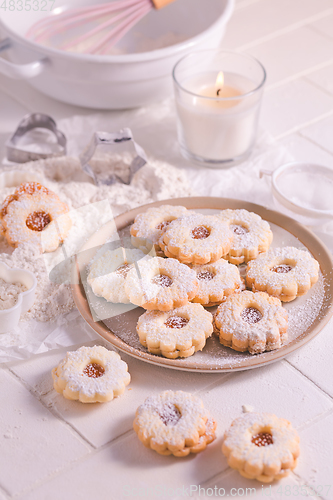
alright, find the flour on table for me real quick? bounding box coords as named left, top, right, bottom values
left=0, top=154, right=193, bottom=323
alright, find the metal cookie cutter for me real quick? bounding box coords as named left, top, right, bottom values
left=6, top=113, right=67, bottom=163
left=79, top=128, right=147, bottom=186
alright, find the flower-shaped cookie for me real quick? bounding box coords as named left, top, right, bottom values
left=134, top=390, right=217, bottom=457
left=130, top=204, right=191, bottom=253
left=52, top=346, right=131, bottom=403
left=222, top=412, right=300, bottom=482
left=189, top=259, right=243, bottom=306
left=125, top=256, right=198, bottom=311
left=246, top=246, right=319, bottom=302
left=214, top=291, right=288, bottom=354
left=218, top=209, right=273, bottom=265
left=87, top=247, right=146, bottom=303
left=0, top=182, right=71, bottom=253
left=137, top=303, right=213, bottom=358
left=158, top=213, right=233, bottom=264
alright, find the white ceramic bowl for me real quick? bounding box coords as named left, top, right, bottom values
left=0, top=262, right=37, bottom=333
left=0, top=0, right=234, bottom=109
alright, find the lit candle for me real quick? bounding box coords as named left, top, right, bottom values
left=200, top=71, right=242, bottom=104
left=173, top=51, right=266, bottom=166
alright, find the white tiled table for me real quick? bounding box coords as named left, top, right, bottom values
left=1, top=1, right=333, bottom=499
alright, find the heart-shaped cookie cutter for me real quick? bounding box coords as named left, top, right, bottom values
left=6, top=113, right=67, bottom=163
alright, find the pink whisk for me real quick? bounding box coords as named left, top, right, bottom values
left=26, top=0, right=175, bottom=55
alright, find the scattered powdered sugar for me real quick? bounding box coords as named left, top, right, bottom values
left=0, top=277, right=27, bottom=310
left=287, top=272, right=325, bottom=341
left=0, top=242, right=74, bottom=322
left=0, top=155, right=193, bottom=325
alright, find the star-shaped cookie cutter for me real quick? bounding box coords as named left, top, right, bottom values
left=6, top=113, right=67, bottom=163
left=79, top=129, right=147, bottom=186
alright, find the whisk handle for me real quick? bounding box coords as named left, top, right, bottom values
left=152, top=0, right=176, bottom=9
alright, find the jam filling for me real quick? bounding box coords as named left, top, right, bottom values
left=115, top=264, right=131, bottom=278
left=272, top=264, right=293, bottom=274
left=197, top=270, right=214, bottom=281
left=231, top=224, right=248, bottom=236
left=83, top=362, right=105, bottom=378
left=165, top=316, right=189, bottom=329
left=152, top=274, right=173, bottom=287
left=159, top=403, right=181, bottom=426
left=241, top=307, right=263, bottom=324
left=156, top=220, right=171, bottom=231
left=17, top=182, right=49, bottom=196
left=26, top=211, right=51, bottom=231
left=191, top=226, right=210, bottom=239
left=252, top=432, right=273, bottom=447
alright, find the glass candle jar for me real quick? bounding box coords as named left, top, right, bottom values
left=173, top=50, right=266, bottom=167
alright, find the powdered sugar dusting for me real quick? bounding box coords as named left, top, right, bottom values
left=0, top=155, right=193, bottom=325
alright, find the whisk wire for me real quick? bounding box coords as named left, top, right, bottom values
left=97, top=3, right=151, bottom=54
left=25, top=0, right=175, bottom=55
left=62, top=0, right=150, bottom=51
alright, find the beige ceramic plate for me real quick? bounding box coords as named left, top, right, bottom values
left=72, top=197, right=333, bottom=372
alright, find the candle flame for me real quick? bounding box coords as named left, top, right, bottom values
left=216, top=71, right=224, bottom=88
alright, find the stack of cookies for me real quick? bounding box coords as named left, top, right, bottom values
left=87, top=204, right=320, bottom=357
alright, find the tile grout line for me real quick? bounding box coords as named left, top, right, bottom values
left=6, top=367, right=96, bottom=450
left=283, top=360, right=333, bottom=403
left=231, top=7, right=333, bottom=52
left=296, top=406, right=333, bottom=433
left=195, top=373, right=232, bottom=395
left=273, top=108, right=333, bottom=141
left=297, top=130, right=333, bottom=158
left=264, top=59, right=333, bottom=92
left=307, top=23, right=333, bottom=44
left=0, top=483, right=11, bottom=500
left=14, top=429, right=134, bottom=500
left=303, top=73, right=333, bottom=99
left=292, top=472, right=325, bottom=500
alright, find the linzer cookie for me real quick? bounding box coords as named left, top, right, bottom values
left=0, top=182, right=71, bottom=253
left=133, top=390, right=217, bottom=457
left=125, top=256, right=198, bottom=311
left=222, top=412, right=300, bottom=482
left=158, top=213, right=233, bottom=264
left=246, top=246, right=319, bottom=302
left=136, top=303, right=213, bottom=358
left=52, top=345, right=130, bottom=403
left=87, top=247, right=147, bottom=303
left=130, top=205, right=191, bottom=253
left=218, top=209, right=273, bottom=265
left=214, top=291, right=288, bottom=354
left=189, top=259, right=244, bottom=307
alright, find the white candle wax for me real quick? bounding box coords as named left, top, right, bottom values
left=175, top=72, right=261, bottom=162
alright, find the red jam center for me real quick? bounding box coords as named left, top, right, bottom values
left=115, top=264, right=131, bottom=278
left=272, top=264, right=293, bottom=273
left=252, top=432, right=273, bottom=447
left=241, top=307, right=263, bottom=324
left=152, top=274, right=173, bottom=287
left=26, top=211, right=51, bottom=231
left=156, top=220, right=171, bottom=231
left=83, top=362, right=105, bottom=378
left=197, top=270, right=214, bottom=281
left=191, top=226, right=210, bottom=239
left=231, top=224, right=248, bottom=236
left=165, top=316, right=189, bottom=329
left=159, top=403, right=181, bottom=426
